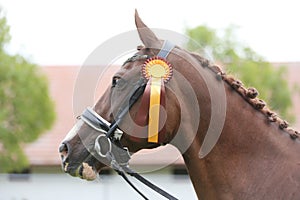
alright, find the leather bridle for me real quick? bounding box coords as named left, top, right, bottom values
left=79, top=41, right=178, bottom=200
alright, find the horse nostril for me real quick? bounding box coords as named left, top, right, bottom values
left=59, top=143, right=69, bottom=159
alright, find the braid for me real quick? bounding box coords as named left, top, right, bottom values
left=190, top=52, right=299, bottom=140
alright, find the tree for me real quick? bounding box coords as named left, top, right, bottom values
left=186, top=25, right=294, bottom=122
left=0, top=11, right=55, bottom=172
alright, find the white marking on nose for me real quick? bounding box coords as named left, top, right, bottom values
left=64, top=163, right=69, bottom=172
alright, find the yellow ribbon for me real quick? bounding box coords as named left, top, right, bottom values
left=148, top=77, right=161, bottom=142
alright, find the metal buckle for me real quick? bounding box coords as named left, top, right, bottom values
left=94, top=134, right=112, bottom=158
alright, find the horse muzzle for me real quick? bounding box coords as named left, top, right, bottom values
left=58, top=142, right=97, bottom=181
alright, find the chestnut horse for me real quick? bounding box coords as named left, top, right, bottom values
left=59, top=11, right=300, bottom=199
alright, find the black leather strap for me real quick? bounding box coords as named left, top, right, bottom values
left=121, top=166, right=179, bottom=200
left=157, top=40, right=175, bottom=59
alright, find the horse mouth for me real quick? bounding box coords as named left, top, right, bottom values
left=64, top=162, right=97, bottom=181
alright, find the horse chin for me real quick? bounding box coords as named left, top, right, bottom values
left=65, top=162, right=97, bottom=181
left=78, top=162, right=97, bottom=181
left=74, top=157, right=107, bottom=181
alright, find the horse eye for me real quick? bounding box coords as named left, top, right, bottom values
left=112, top=76, right=121, bottom=88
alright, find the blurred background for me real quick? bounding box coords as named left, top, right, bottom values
left=0, top=0, right=299, bottom=199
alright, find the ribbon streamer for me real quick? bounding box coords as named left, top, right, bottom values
left=134, top=57, right=172, bottom=143
left=148, top=77, right=163, bottom=142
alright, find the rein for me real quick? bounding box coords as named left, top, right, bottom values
left=80, top=40, right=178, bottom=200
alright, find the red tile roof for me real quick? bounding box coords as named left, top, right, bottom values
left=24, top=63, right=300, bottom=166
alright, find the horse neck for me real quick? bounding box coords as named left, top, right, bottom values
left=180, top=75, right=300, bottom=199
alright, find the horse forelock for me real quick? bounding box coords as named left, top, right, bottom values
left=189, top=51, right=299, bottom=141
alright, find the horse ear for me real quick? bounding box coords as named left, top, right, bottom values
left=135, top=9, right=161, bottom=48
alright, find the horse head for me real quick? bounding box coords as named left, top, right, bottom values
left=58, top=10, right=211, bottom=180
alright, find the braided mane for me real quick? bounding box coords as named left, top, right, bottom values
left=190, top=52, right=300, bottom=140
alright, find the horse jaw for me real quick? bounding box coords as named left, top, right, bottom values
left=134, top=9, right=161, bottom=49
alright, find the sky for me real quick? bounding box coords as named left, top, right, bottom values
left=1, top=0, right=299, bottom=66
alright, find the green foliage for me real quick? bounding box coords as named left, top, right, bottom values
left=186, top=25, right=294, bottom=122
left=0, top=12, right=11, bottom=50
left=0, top=11, right=55, bottom=172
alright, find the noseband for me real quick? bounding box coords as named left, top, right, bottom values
left=80, top=41, right=178, bottom=200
